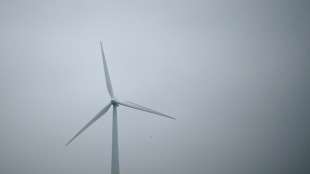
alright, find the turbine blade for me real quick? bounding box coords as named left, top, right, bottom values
left=116, top=100, right=175, bottom=120
left=100, top=41, right=114, bottom=98
left=66, top=103, right=112, bottom=146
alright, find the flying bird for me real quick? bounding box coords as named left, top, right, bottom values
left=66, top=42, right=175, bottom=174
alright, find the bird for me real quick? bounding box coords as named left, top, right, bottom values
left=66, top=41, right=175, bottom=174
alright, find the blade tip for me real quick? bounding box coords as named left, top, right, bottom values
left=65, top=139, right=73, bottom=147
left=163, top=114, right=175, bottom=120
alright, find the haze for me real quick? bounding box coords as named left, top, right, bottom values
left=0, top=0, right=309, bottom=174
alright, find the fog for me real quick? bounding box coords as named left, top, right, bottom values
left=0, top=0, right=309, bottom=173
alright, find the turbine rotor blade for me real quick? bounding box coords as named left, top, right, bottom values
left=116, top=100, right=175, bottom=120
left=100, top=41, right=114, bottom=98
left=66, top=103, right=112, bottom=146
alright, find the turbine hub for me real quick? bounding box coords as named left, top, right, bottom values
left=111, top=98, right=118, bottom=106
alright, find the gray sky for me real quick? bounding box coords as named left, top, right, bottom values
left=1, top=0, right=310, bottom=174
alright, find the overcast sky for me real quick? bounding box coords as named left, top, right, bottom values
left=1, top=0, right=310, bottom=174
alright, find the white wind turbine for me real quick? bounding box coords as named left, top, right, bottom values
left=66, top=42, right=175, bottom=174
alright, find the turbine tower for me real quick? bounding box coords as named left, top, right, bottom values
left=66, top=42, right=175, bottom=174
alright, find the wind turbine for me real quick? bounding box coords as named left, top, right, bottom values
left=66, top=42, right=175, bottom=174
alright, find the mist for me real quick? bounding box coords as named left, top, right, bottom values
left=0, top=1, right=309, bottom=174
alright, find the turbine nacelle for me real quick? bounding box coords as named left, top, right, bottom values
left=111, top=97, right=118, bottom=106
